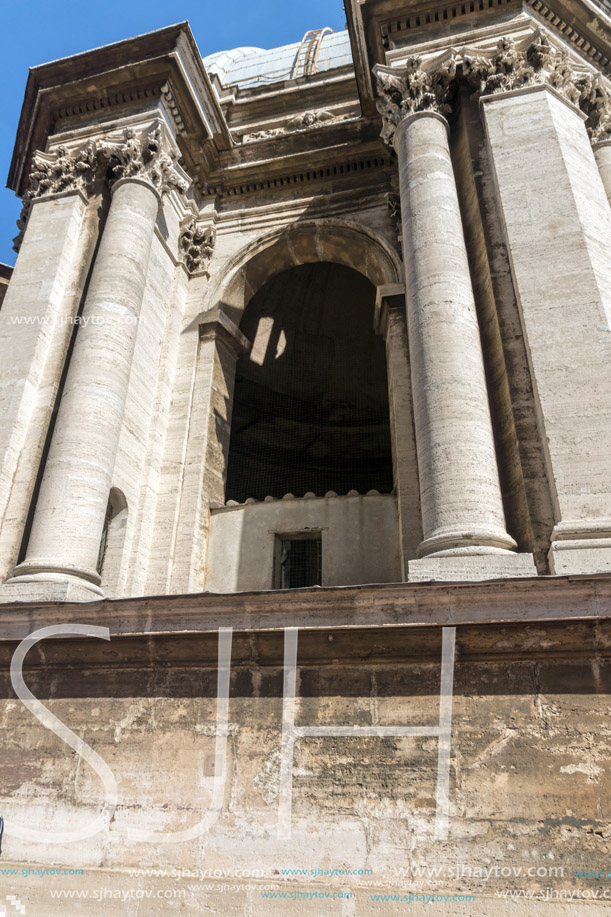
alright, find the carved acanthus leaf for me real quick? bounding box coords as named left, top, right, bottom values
left=373, top=34, right=582, bottom=149
left=577, top=74, right=611, bottom=144
left=179, top=220, right=216, bottom=274
left=374, top=57, right=455, bottom=147
left=104, top=124, right=189, bottom=196
left=475, top=35, right=581, bottom=106
left=13, top=141, right=102, bottom=252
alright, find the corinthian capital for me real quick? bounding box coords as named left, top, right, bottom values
left=13, top=141, right=102, bottom=252
left=473, top=34, right=580, bottom=106
left=104, top=124, right=189, bottom=197
left=374, top=58, right=455, bottom=148
left=577, top=73, right=611, bottom=145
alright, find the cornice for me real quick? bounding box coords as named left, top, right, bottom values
left=347, top=0, right=611, bottom=112
left=0, top=577, right=610, bottom=668
left=204, top=149, right=391, bottom=199
left=7, top=22, right=231, bottom=198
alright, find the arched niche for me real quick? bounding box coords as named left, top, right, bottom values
left=225, top=261, right=394, bottom=502
left=206, top=219, right=403, bottom=326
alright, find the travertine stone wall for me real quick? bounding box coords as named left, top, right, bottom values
left=0, top=615, right=608, bottom=914
left=451, top=90, right=556, bottom=573
left=482, top=86, right=611, bottom=574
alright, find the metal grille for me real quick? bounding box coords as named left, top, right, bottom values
left=276, top=536, right=322, bottom=589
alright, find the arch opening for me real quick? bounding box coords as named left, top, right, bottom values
left=225, top=262, right=394, bottom=502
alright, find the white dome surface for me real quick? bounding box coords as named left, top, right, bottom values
left=203, top=47, right=266, bottom=82
left=203, top=31, right=353, bottom=89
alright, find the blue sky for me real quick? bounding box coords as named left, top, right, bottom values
left=0, top=0, right=346, bottom=265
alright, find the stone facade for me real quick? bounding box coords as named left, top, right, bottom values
left=0, top=2, right=611, bottom=913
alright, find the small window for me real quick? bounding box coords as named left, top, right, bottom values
left=275, top=534, right=322, bottom=589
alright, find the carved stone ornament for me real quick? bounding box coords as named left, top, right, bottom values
left=374, top=58, right=455, bottom=147
left=242, top=109, right=347, bottom=142
left=179, top=220, right=216, bottom=274
left=577, top=73, right=611, bottom=144
left=373, top=33, right=581, bottom=149
left=14, top=124, right=189, bottom=253
left=472, top=34, right=581, bottom=106
left=385, top=192, right=402, bottom=253
left=104, top=124, right=189, bottom=196
left=13, top=141, right=102, bottom=252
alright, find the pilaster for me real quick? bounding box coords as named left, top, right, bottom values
left=481, top=79, right=611, bottom=574
left=375, top=284, right=422, bottom=578
left=169, top=308, right=251, bottom=594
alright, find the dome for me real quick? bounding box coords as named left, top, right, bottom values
left=203, top=47, right=266, bottom=82
left=202, top=31, right=353, bottom=89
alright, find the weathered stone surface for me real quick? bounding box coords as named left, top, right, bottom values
left=0, top=10, right=610, bottom=910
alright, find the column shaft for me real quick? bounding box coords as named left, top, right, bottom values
left=12, top=178, right=160, bottom=590
left=0, top=192, right=90, bottom=582
left=594, top=141, right=611, bottom=206
left=395, top=111, right=515, bottom=561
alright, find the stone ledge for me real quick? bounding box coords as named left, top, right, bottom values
left=408, top=553, right=537, bottom=583
left=0, top=581, right=101, bottom=605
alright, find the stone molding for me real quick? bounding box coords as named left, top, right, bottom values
left=198, top=307, right=251, bottom=357
left=179, top=220, right=216, bottom=274
left=242, top=109, right=354, bottom=143
left=373, top=33, right=604, bottom=149
left=14, top=123, right=189, bottom=252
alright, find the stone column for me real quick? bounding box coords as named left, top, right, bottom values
left=7, top=126, right=187, bottom=599
left=374, top=62, right=534, bottom=581
left=478, top=37, right=611, bottom=574
left=0, top=145, right=100, bottom=585
left=594, top=142, right=611, bottom=204
left=578, top=77, right=611, bottom=205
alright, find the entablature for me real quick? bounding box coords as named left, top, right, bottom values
left=7, top=22, right=231, bottom=201
left=346, top=0, right=611, bottom=111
